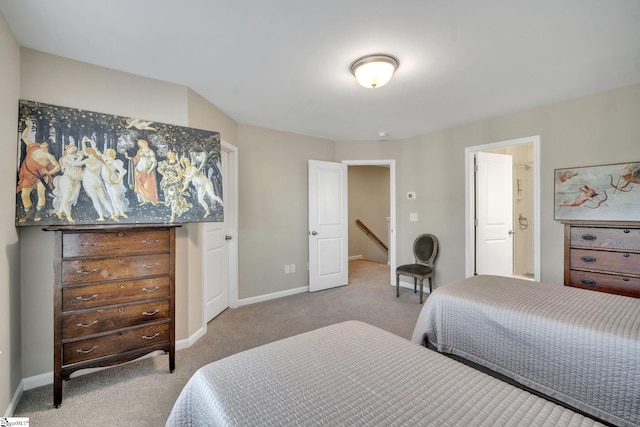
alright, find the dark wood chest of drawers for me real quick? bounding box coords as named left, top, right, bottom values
left=49, top=226, right=176, bottom=407
left=564, top=221, right=640, bottom=298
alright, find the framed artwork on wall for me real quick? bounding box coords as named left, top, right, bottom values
left=554, top=161, right=640, bottom=221
left=15, top=100, right=223, bottom=226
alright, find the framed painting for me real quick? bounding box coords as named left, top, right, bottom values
left=15, top=100, right=223, bottom=226
left=554, top=161, right=640, bottom=221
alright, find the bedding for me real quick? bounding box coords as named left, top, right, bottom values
left=412, top=275, right=640, bottom=427
left=167, top=320, right=603, bottom=426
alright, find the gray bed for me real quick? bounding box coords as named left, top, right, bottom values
left=412, top=275, right=640, bottom=427
left=167, top=320, right=603, bottom=426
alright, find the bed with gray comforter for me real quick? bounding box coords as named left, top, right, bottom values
left=412, top=275, right=640, bottom=427
left=167, top=320, right=604, bottom=426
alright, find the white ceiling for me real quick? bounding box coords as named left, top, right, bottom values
left=1, top=0, right=639, bottom=141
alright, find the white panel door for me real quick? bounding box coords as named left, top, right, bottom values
left=308, top=160, right=348, bottom=292
left=476, top=152, right=514, bottom=276
left=203, top=150, right=229, bottom=322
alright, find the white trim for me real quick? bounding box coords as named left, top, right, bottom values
left=465, top=136, right=541, bottom=281
left=21, top=372, right=51, bottom=391
left=238, top=286, right=308, bottom=306
left=4, top=379, right=24, bottom=417
left=348, top=255, right=364, bottom=261
left=222, top=141, right=239, bottom=310
left=177, top=327, right=206, bottom=351
left=343, top=160, right=396, bottom=285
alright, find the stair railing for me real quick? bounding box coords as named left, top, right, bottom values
left=355, top=219, right=388, bottom=252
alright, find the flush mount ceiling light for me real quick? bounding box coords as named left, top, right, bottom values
left=350, top=54, right=399, bottom=89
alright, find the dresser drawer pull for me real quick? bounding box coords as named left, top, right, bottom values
left=142, top=309, right=160, bottom=316
left=142, top=263, right=160, bottom=269
left=81, top=243, right=97, bottom=247
left=76, top=320, right=99, bottom=328
left=141, top=239, right=160, bottom=245
left=581, top=278, right=596, bottom=286
left=76, top=268, right=98, bottom=275
left=623, top=229, right=630, bottom=233
left=580, top=256, right=596, bottom=263
left=581, top=234, right=597, bottom=241
left=623, top=253, right=630, bottom=257
left=76, top=294, right=98, bottom=301
left=623, top=277, right=630, bottom=282
left=142, top=333, right=160, bottom=340
left=142, top=286, right=160, bottom=293
left=76, top=345, right=97, bottom=354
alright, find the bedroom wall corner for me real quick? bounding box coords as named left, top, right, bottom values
left=0, top=10, right=22, bottom=415
left=235, top=124, right=335, bottom=300
left=18, top=48, right=195, bottom=378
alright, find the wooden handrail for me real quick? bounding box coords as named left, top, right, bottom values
left=355, top=219, right=388, bottom=252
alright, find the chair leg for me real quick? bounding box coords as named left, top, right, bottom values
left=413, top=278, right=417, bottom=293
left=428, top=276, right=433, bottom=294
left=396, top=274, right=400, bottom=298
left=419, top=279, right=424, bottom=304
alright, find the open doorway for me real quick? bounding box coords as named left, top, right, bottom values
left=465, top=136, right=540, bottom=281
left=344, top=160, right=396, bottom=286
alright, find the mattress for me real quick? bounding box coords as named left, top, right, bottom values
left=167, top=320, right=603, bottom=426
left=412, top=275, right=640, bottom=427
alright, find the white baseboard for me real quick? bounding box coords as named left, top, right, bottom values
left=21, top=371, right=52, bottom=391
left=177, top=326, right=206, bottom=351
left=348, top=255, right=363, bottom=261
left=4, top=379, right=24, bottom=417
left=396, top=278, right=432, bottom=293
left=238, top=286, right=307, bottom=306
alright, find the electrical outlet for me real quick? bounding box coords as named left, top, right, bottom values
left=284, top=265, right=290, bottom=274
left=290, top=264, right=296, bottom=273
left=407, top=192, right=416, bottom=200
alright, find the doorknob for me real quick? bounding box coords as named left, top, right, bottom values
left=225, top=235, right=232, bottom=240
left=508, top=230, right=516, bottom=235
left=310, top=231, right=318, bottom=235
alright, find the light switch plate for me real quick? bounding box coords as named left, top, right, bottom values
left=410, top=213, right=418, bottom=222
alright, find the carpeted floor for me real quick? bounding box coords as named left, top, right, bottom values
left=13, top=259, right=425, bottom=426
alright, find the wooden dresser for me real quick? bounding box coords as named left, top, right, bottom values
left=564, top=221, right=640, bottom=298
left=48, top=225, right=176, bottom=407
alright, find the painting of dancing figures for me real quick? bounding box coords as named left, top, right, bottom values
left=554, top=160, right=640, bottom=221
left=15, top=100, right=223, bottom=226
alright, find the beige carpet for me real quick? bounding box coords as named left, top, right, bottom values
left=13, top=260, right=424, bottom=426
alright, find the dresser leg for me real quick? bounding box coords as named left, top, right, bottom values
left=54, top=375, right=62, bottom=408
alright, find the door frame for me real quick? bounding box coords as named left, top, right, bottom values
left=344, top=159, right=396, bottom=285
left=464, top=136, right=540, bottom=280
left=201, top=140, right=238, bottom=333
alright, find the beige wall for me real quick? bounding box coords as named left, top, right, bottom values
left=236, top=124, right=334, bottom=299
left=0, top=12, right=21, bottom=414
left=348, top=166, right=390, bottom=264
left=337, top=84, right=640, bottom=288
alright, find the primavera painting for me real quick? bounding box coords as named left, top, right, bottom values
left=15, top=100, right=223, bottom=226
left=554, top=161, right=640, bottom=221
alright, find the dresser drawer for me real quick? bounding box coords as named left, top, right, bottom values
left=62, top=299, right=170, bottom=339
left=62, top=253, right=170, bottom=285
left=63, top=322, right=170, bottom=365
left=568, top=270, right=640, bottom=298
left=62, top=229, right=170, bottom=258
left=570, top=226, right=640, bottom=250
left=62, top=276, right=170, bottom=311
left=570, top=249, right=640, bottom=276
